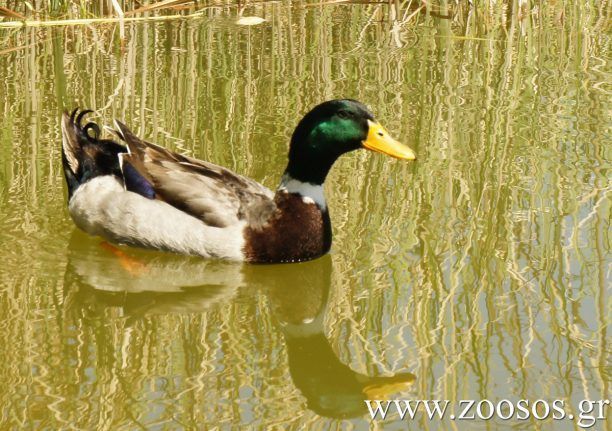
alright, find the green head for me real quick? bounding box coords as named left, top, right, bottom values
left=285, top=99, right=416, bottom=185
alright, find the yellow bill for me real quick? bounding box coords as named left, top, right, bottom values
left=363, top=120, right=416, bottom=160
left=362, top=372, right=416, bottom=400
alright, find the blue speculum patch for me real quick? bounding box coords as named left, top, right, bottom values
left=122, top=161, right=156, bottom=199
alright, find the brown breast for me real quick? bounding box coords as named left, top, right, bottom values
left=243, top=192, right=332, bottom=263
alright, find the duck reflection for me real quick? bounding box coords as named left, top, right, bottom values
left=259, top=258, right=415, bottom=419
left=65, top=232, right=415, bottom=419
left=64, top=231, right=244, bottom=316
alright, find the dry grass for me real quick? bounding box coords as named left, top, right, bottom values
left=2, top=0, right=608, bottom=33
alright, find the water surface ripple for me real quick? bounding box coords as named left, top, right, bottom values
left=0, top=4, right=609, bottom=430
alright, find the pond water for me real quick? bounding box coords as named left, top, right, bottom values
left=0, top=4, right=609, bottom=430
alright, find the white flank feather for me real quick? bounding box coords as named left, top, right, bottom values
left=68, top=176, right=246, bottom=260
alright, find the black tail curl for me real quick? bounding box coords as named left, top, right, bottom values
left=61, top=108, right=126, bottom=199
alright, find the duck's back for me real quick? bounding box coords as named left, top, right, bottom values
left=62, top=110, right=276, bottom=261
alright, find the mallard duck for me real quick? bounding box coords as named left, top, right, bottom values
left=61, top=100, right=416, bottom=263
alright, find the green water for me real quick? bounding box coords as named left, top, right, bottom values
left=0, top=4, right=609, bottom=430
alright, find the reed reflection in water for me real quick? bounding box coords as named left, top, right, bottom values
left=66, top=240, right=415, bottom=423
left=0, top=3, right=609, bottom=430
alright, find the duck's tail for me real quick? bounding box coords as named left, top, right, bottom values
left=61, top=108, right=126, bottom=199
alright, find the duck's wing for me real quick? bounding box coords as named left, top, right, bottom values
left=113, top=121, right=276, bottom=228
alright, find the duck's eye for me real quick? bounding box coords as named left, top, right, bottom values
left=337, top=111, right=350, bottom=119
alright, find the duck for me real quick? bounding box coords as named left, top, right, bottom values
left=61, top=99, right=416, bottom=263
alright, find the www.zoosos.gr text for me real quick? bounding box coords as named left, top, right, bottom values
left=365, top=399, right=610, bottom=429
